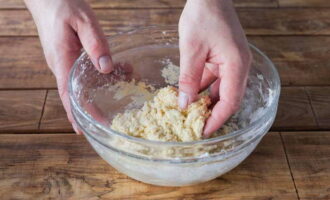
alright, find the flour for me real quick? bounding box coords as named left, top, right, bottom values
left=161, top=59, right=180, bottom=86
left=107, top=79, right=156, bottom=109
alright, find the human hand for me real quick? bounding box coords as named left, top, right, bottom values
left=178, top=0, right=252, bottom=137
left=24, top=0, right=113, bottom=134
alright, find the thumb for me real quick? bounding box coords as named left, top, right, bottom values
left=178, top=42, right=207, bottom=109
left=76, top=14, right=113, bottom=74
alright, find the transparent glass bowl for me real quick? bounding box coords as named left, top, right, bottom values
left=69, top=26, right=281, bottom=186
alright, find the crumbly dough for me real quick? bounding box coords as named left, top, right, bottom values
left=111, top=86, right=211, bottom=142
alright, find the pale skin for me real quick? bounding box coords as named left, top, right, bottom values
left=24, top=0, right=251, bottom=137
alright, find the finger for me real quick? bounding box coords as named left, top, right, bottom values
left=178, top=41, right=207, bottom=109
left=57, top=75, right=83, bottom=135
left=51, top=26, right=84, bottom=135
left=203, top=62, right=248, bottom=137
left=75, top=9, right=113, bottom=74
left=199, top=63, right=218, bottom=91
left=56, top=68, right=81, bottom=134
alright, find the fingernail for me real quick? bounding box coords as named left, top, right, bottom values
left=179, top=91, right=189, bottom=109
left=98, top=55, right=113, bottom=73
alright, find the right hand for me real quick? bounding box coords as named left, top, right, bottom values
left=178, top=0, right=252, bottom=138
left=24, top=0, right=113, bottom=134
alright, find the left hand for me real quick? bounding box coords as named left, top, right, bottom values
left=24, top=0, right=113, bottom=134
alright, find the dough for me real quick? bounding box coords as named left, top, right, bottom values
left=111, top=86, right=211, bottom=142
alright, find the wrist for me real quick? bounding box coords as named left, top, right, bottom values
left=24, top=0, right=41, bottom=12
left=184, top=0, right=235, bottom=17
left=24, top=0, right=50, bottom=23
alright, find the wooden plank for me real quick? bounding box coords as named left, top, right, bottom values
left=239, top=8, right=330, bottom=35
left=2, top=36, right=330, bottom=89
left=0, top=0, right=185, bottom=9
left=0, top=87, right=321, bottom=133
left=0, top=37, right=55, bottom=89
left=234, top=0, right=278, bottom=7
left=39, top=90, right=72, bottom=132
left=249, top=36, right=330, bottom=86
left=0, top=90, right=46, bottom=131
left=0, top=132, right=297, bottom=199
left=2, top=9, right=330, bottom=36
left=39, top=87, right=318, bottom=132
left=87, top=0, right=185, bottom=8
left=279, top=0, right=330, bottom=7
left=0, top=0, right=23, bottom=9
left=273, top=87, right=317, bottom=130
left=306, top=87, right=330, bottom=128
left=0, top=0, right=277, bottom=9
left=282, top=131, right=330, bottom=200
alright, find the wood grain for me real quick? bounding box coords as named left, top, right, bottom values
left=0, top=87, right=325, bottom=133
left=0, top=132, right=298, bottom=199
left=238, top=8, right=330, bottom=35
left=279, top=0, right=330, bottom=7
left=0, top=1, right=327, bottom=199
left=0, top=0, right=278, bottom=9
left=306, top=87, right=330, bottom=128
left=2, top=36, right=330, bottom=89
left=249, top=36, right=330, bottom=86
left=37, top=87, right=322, bottom=132
left=2, top=9, right=330, bottom=36
left=282, top=131, right=330, bottom=200
left=39, top=90, right=72, bottom=132
left=0, top=37, right=55, bottom=89
left=0, top=90, right=46, bottom=131
left=273, top=87, right=317, bottom=130
left=234, top=0, right=278, bottom=8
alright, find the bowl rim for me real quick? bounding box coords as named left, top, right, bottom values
left=69, top=25, right=281, bottom=147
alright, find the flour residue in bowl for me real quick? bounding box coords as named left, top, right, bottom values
left=161, top=59, right=180, bottom=86
left=107, top=79, right=156, bottom=109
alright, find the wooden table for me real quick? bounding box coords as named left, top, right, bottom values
left=0, top=0, right=330, bottom=199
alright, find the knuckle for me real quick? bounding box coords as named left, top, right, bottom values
left=179, top=72, right=199, bottom=87
left=88, top=38, right=102, bottom=55
left=184, top=39, right=200, bottom=49
left=229, top=100, right=241, bottom=113
left=227, top=47, right=252, bottom=69
left=83, top=31, right=106, bottom=56
left=181, top=39, right=204, bottom=54
left=222, top=98, right=241, bottom=113
left=231, top=103, right=240, bottom=113
left=75, top=9, right=94, bottom=26
left=208, top=111, right=224, bottom=126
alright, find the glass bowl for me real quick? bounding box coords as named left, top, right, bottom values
left=69, top=26, right=281, bottom=186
